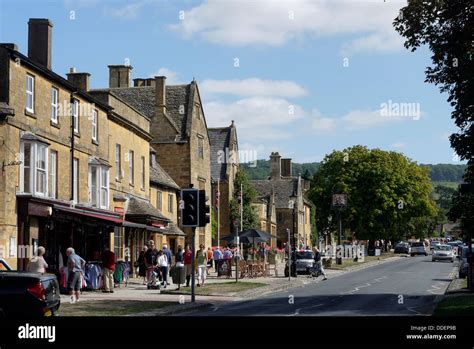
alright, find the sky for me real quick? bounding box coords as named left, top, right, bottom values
left=0, top=0, right=464, bottom=165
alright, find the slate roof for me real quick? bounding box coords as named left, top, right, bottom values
left=107, top=84, right=192, bottom=142
left=150, top=160, right=180, bottom=190
left=208, top=127, right=231, bottom=181
left=251, top=179, right=299, bottom=209
left=164, top=223, right=186, bottom=236
left=126, top=197, right=169, bottom=221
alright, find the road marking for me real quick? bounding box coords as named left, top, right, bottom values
left=407, top=307, right=421, bottom=315
left=292, top=303, right=324, bottom=316
left=427, top=281, right=446, bottom=295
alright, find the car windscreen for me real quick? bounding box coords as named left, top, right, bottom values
left=434, top=245, right=452, bottom=251
left=296, top=251, right=314, bottom=259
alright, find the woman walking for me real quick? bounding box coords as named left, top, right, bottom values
left=173, top=245, right=185, bottom=290
left=196, top=244, right=208, bottom=287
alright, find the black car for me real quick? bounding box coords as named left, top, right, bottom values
left=0, top=258, right=60, bottom=317
left=394, top=242, right=410, bottom=254
left=284, top=250, right=315, bottom=277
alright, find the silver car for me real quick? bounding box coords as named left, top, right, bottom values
left=410, top=241, right=427, bottom=256
left=284, top=250, right=314, bottom=276
left=432, top=244, right=454, bottom=262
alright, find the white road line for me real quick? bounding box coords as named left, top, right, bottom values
left=292, top=303, right=324, bottom=316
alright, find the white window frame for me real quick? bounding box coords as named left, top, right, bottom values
left=20, top=141, right=48, bottom=197
left=168, top=193, right=173, bottom=213
left=51, top=87, right=58, bottom=124
left=129, top=150, right=134, bottom=185
left=50, top=150, right=57, bottom=199
left=88, top=164, right=109, bottom=209
left=91, top=109, right=98, bottom=142
left=26, top=74, right=34, bottom=113
left=140, top=156, right=145, bottom=189
left=72, top=99, right=79, bottom=133
left=100, top=166, right=109, bottom=209
left=73, top=158, right=78, bottom=203
left=115, top=144, right=121, bottom=180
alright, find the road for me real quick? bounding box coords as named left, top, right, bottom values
left=183, top=255, right=457, bottom=316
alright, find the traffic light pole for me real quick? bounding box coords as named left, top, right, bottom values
left=191, top=226, right=196, bottom=303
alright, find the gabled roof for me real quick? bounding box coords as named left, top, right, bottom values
left=251, top=179, right=299, bottom=209
left=107, top=84, right=192, bottom=142
left=209, top=127, right=231, bottom=181
left=150, top=160, right=180, bottom=190
left=126, top=197, right=169, bottom=221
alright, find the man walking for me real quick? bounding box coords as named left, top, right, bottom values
left=102, top=246, right=116, bottom=293
left=213, top=247, right=223, bottom=276
left=145, top=240, right=158, bottom=284
left=313, top=247, right=327, bottom=280
left=66, top=247, right=85, bottom=303
left=162, top=244, right=173, bottom=282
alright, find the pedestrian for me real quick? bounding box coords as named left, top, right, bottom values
left=206, top=247, right=213, bottom=276
left=196, top=244, right=208, bottom=287
left=66, top=247, right=85, bottom=303
left=102, top=245, right=116, bottom=293
left=313, top=247, right=327, bottom=280
left=223, top=247, right=233, bottom=278
left=137, top=246, right=147, bottom=284
left=26, top=246, right=48, bottom=273
left=184, top=244, right=193, bottom=287
left=162, top=244, right=173, bottom=282
left=157, top=250, right=168, bottom=288
left=173, top=245, right=185, bottom=290
left=145, top=240, right=158, bottom=284
left=213, top=247, right=223, bottom=276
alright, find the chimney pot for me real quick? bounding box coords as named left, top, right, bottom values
left=28, top=18, right=53, bottom=70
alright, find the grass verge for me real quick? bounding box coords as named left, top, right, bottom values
left=59, top=300, right=172, bottom=316
left=434, top=294, right=474, bottom=316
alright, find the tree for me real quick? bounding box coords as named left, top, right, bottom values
left=308, top=146, right=438, bottom=245
left=394, top=1, right=474, bottom=181
left=229, top=169, right=258, bottom=231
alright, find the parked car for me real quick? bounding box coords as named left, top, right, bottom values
left=0, top=258, right=60, bottom=317
left=284, top=250, right=314, bottom=277
left=447, top=241, right=463, bottom=256
left=430, top=241, right=441, bottom=251
left=432, top=245, right=454, bottom=262
left=410, top=241, right=427, bottom=256
left=458, top=246, right=474, bottom=279
left=394, top=242, right=410, bottom=254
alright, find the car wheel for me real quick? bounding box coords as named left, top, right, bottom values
left=432, top=258, right=435, bottom=262
left=451, top=259, right=454, bottom=263
left=411, top=254, right=414, bottom=257
left=425, top=253, right=427, bottom=256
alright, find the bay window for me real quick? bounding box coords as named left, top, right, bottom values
left=89, top=164, right=109, bottom=209
left=20, top=141, right=48, bottom=196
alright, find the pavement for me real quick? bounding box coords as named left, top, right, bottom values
left=180, top=255, right=458, bottom=316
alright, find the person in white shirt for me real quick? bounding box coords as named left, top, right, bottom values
left=26, top=246, right=48, bottom=273
left=157, top=250, right=169, bottom=288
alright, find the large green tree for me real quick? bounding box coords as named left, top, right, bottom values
left=308, top=146, right=438, bottom=244
left=394, top=0, right=474, bottom=181
left=229, top=169, right=258, bottom=232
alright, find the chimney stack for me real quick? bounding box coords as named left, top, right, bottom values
left=108, top=65, right=132, bottom=88
left=67, top=68, right=90, bottom=91
left=28, top=18, right=53, bottom=70
left=269, top=152, right=281, bottom=180
left=155, top=76, right=166, bottom=115
left=281, top=158, right=292, bottom=177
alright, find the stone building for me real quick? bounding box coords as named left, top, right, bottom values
left=208, top=121, right=239, bottom=244
left=149, top=149, right=185, bottom=254
left=99, top=73, right=213, bottom=250
left=251, top=152, right=313, bottom=248
left=251, top=189, right=278, bottom=247
left=0, top=18, right=178, bottom=272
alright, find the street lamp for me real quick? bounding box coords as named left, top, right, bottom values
left=332, top=193, right=347, bottom=265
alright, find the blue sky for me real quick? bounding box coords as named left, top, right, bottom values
left=0, top=0, right=462, bottom=165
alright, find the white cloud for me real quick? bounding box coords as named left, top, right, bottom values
left=201, top=78, right=308, bottom=98
left=391, top=142, right=406, bottom=149
left=204, top=97, right=305, bottom=141
left=104, top=3, right=144, bottom=19
left=149, top=67, right=182, bottom=84
left=172, top=0, right=406, bottom=54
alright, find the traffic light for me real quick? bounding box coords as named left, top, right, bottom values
left=198, top=189, right=210, bottom=227
left=181, top=189, right=199, bottom=227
